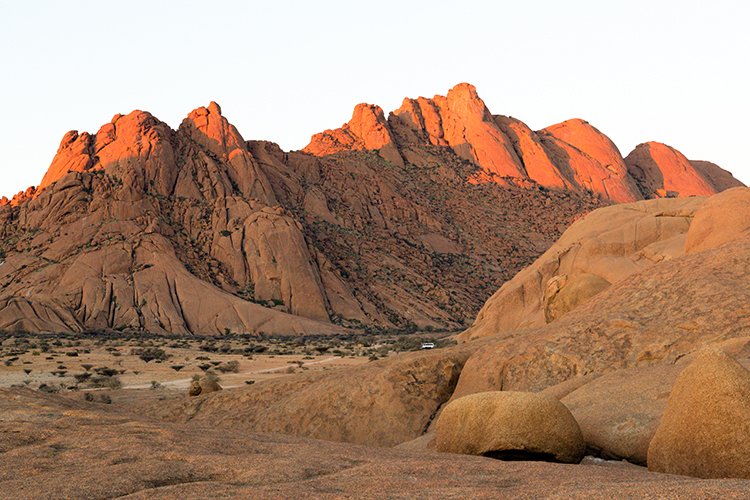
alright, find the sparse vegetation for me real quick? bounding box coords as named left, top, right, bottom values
left=1, top=330, right=458, bottom=397
left=131, top=347, right=169, bottom=363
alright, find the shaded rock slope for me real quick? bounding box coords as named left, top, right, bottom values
left=0, top=84, right=743, bottom=335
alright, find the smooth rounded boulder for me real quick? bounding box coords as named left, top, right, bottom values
left=647, top=350, right=750, bottom=479
left=435, top=391, right=585, bottom=463
left=188, top=376, right=223, bottom=397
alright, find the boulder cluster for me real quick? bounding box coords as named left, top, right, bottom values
left=433, top=347, right=750, bottom=480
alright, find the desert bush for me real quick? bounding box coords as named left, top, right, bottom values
left=131, top=347, right=169, bottom=363
left=94, top=367, right=119, bottom=377
left=89, top=375, right=121, bottom=389
left=38, top=383, right=60, bottom=394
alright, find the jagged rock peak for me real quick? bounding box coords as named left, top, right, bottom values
left=391, top=83, right=525, bottom=180
left=181, top=101, right=247, bottom=156
left=305, top=83, right=742, bottom=203
left=303, top=102, right=404, bottom=166
left=38, top=109, right=167, bottom=190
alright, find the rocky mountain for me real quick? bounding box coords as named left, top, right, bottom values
left=0, top=84, right=743, bottom=335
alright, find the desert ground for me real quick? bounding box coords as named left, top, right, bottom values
left=0, top=331, right=453, bottom=396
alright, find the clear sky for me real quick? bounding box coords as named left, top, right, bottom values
left=1, top=0, right=748, bottom=198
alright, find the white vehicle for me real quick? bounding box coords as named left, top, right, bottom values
left=420, top=342, right=436, bottom=349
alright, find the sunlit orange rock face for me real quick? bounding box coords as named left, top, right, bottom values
left=625, top=142, right=735, bottom=198
left=493, top=116, right=572, bottom=190
left=304, top=83, right=745, bottom=203
left=392, top=83, right=525, bottom=179
left=181, top=101, right=277, bottom=203
left=304, top=103, right=404, bottom=167
left=538, top=119, right=643, bottom=203
left=38, top=110, right=178, bottom=195
left=0, top=186, right=36, bottom=207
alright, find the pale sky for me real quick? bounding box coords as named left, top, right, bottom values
left=1, top=0, right=748, bottom=198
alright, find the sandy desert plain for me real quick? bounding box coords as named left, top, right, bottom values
left=0, top=331, right=451, bottom=398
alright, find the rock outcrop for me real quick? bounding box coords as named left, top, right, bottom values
left=690, top=160, right=745, bottom=192
left=459, top=196, right=703, bottom=341
left=6, top=388, right=750, bottom=498
left=391, top=83, right=525, bottom=180
left=435, top=391, right=585, bottom=463
left=624, top=142, right=716, bottom=198
left=304, top=103, right=404, bottom=167
left=558, top=363, right=681, bottom=465
left=189, top=375, right=223, bottom=397
left=453, top=190, right=750, bottom=399
left=145, top=347, right=473, bottom=447
left=648, top=350, right=750, bottom=479
left=539, top=119, right=643, bottom=202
